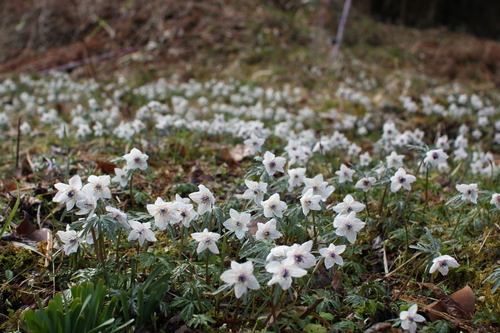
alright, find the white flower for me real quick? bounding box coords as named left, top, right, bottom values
left=386, top=151, right=405, bottom=169
left=83, top=175, right=111, bottom=199
left=359, top=152, right=372, bottom=167
left=75, top=187, right=97, bottom=216
left=319, top=244, right=346, bottom=269
left=400, top=304, right=425, bottom=333
left=262, top=151, right=286, bottom=176
left=57, top=225, right=83, bottom=255
left=332, top=194, right=365, bottom=215
left=189, top=185, right=215, bottom=214
left=53, top=175, right=84, bottom=211
left=456, top=183, right=479, bottom=204
left=355, top=177, right=376, bottom=192
left=244, top=133, right=265, bottom=154
left=174, top=195, right=196, bottom=227
left=286, top=241, right=316, bottom=269
left=335, top=164, right=355, bottom=183
left=490, top=193, right=500, bottom=209
left=261, top=193, right=287, bottom=218
left=288, top=168, right=307, bottom=191
left=255, top=219, right=283, bottom=240
left=106, top=206, right=129, bottom=228
left=147, top=197, right=180, bottom=230
left=266, top=245, right=291, bottom=262
left=390, top=168, right=417, bottom=192
left=266, top=257, right=307, bottom=290
left=112, top=167, right=129, bottom=187
left=123, top=148, right=149, bottom=171
left=220, top=261, right=260, bottom=298
left=424, top=149, right=449, bottom=168
left=128, top=220, right=157, bottom=246
left=333, top=211, right=365, bottom=244
left=191, top=228, right=221, bottom=254
left=302, top=174, right=335, bottom=201
left=223, top=209, right=251, bottom=239
left=300, top=189, right=322, bottom=216
left=242, top=180, right=267, bottom=205
left=429, top=255, right=459, bottom=276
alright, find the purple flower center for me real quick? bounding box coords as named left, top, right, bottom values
left=201, top=194, right=211, bottom=204
left=67, top=189, right=76, bottom=198
left=269, top=161, right=276, bottom=169
left=363, top=180, right=370, bottom=186
left=281, top=268, right=290, bottom=278
left=264, top=230, right=270, bottom=237
left=94, top=183, right=103, bottom=191
left=432, top=152, right=439, bottom=159
left=345, top=222, right=353, bottom=230
left=237, top=272, right=247, bottom=283
left=398, top=176, right=406, bottom=183
left=329, top=252, right=336, bottom=258
left=294, top=253, right=304, bottom=263
left=134, top=156, right=141, bottom=163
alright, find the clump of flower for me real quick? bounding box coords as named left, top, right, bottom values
left=399, top=304, right=425, bottom=333
left=220, top=261, right=260, bottom=298
left=429, top=254, right=459, bottom=276
left=191, top=229, right=221, bottom=254
left=455, top=183, right=479, bottom=204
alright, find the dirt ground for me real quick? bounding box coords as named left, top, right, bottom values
left=2, top=0, right=500, bottom=87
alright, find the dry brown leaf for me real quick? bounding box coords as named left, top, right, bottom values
left=15, top=211, right=36, bottom=237
left=95, top=160, right=119, bottom=174
left=423, top=285, right=474, bottom=321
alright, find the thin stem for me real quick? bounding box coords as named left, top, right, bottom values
left=450, top=205, right=465, bottom=238
left=363, top=192, right=372, bottom=220
left=115, top=229, right=122, bottom=270
left=393, top=258, right=425, bottom=302
left=378, top=182, right=390, bottom=217
left=205, top=251, right=210, bottom=285
left=129, top=172, right=135, bottom=209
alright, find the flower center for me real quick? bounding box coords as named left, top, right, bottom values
left=346, top=205, right=353, bottom=212
left=158, top=207, right=169, bottom=216
left=294, top=253, right=304, bottom=263
left=432, top=152, right=439, bottom=159
left=204, top=237, right=212, bottom=244
left=235, top=220, right=242, bottom=228
left=329, top=252, right=336, bottom=258
left=398, top=176, right=406, bottom=183
left=345, top=222, right=353, bottom=230
left=440, top=260, right=448, bottom=267
left=94, top=182, right=103, bottom=191
left=269, top=203, right=277, bottom=210
left=133, top=156, right=141, bottom=164
left=67, top=189, right=76, bottom=198
left=253, top=188, right=261, bottom=195
left=201, top=194, right=211, bottom=204
left=237, top=272, right=247, bottom=283
left=363, top=180, right=370, bottom=186
left=269, top=161, right=276, bottom=169
left=281, top=268, right=290, bottom=278
left=263, top=230, right=270, bottom=238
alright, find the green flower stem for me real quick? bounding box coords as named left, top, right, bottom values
left=178, top=227, right=187, bottom=261
left=363, top=192, right=372, bottom=220
left=115, top=229, right=122, bottom=270
left=451, top=205, right=465, bottom=238
left=378, top=182, right=390, bottom=217
left=205, top=251, right=210, bottom=285
left=392, top=257, right=426, bottom=302
left=218, top=234, right=227, bottom=283
left=300, top=258, right=323, bottom=295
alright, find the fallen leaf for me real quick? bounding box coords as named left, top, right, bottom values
left=423, top=285, right=474, bottom=321
left=15, top=211, right=36, bottom=237
left=96, top=160, right=119, bottom=174
left=28, top=228, right=52, bottom=243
